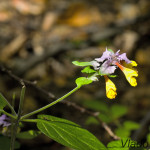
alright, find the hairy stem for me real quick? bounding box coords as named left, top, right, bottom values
left=21, top=86, right=80, bottom=120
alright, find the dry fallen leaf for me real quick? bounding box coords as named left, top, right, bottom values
left=12, top=0, right=45, bottom=15
left=57, top=3, right=102, bottom=27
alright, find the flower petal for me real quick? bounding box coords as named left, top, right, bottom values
left=95, top=48, right=113, bottom=62
left=118, top=53, right=131, bottom=64
left=122, top=68, right=138, bottom=86
left=91, top=61, right=100, bottom=70
left=0, top=115, right=11, bottom=127
left=99, top=61, right=117, bottom=75
left=130, top=61, right=137, bottom=66
left=104, top=76, right=117, bottom=99
left=0, top=115, right=7, bottom=121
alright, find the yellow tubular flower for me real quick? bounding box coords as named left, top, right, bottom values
left=122, top=68, right=138, bottom=87
left=116, top=62, right=138, bottom=87
left=104, top=76, right=117, bottom=99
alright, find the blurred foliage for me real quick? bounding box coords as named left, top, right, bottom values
left=0, top=136, right=20, bottom=150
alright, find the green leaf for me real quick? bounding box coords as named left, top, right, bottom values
left=0, top=94, right=7, bottom=110
left=147, top=133, right=150, bottom=144
left=111, top=104, right=127, bottom=120
left=98, top=113, right=113, bottom=123
left=85, top=116, right=99, bottom=125
left=123, top=121, right=140, bottom=131
left=72, top=61, right=92, bottom=67
left=16, top=130, right=40, bottom=139
left=76, top=77, right=93, bottom=88
left=38, top=115, right=79, bottom=127
left=107, top=138, right=130, bottom=150
left=114, top=121, right=140, bottom=138
left=37, top=116, right=106, bottom=150
left=81, top=66, right=96, bottom=74
left=115, top=127, right=130, bottom=138
left=107, top=49, right=114, bottom=53
left=107, top=138, right=146, bottom=150
left=0, top=136, right=20, bottom=150
left=83, top=101, right=109, bottom=113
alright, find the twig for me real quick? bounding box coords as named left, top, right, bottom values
left=63, top=101, right=120, bottom=140
left=0, top=64, right=120, bottom=140
left=0, top=64, right=55, bottom=99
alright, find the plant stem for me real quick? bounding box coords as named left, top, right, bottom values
left=0, top=94, right=16, bottom=116
left=21, top=119, right=38, bottom=123
left=21, top=86, right=80, bottom=120
left=0, top=110, right=16, bottom=119
left=10, top=86, right=26, bottom=150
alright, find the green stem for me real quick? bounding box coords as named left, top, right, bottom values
left=0, top=94, right=16, bottom=116
left=10, top=86, right=26, bottom=150
left=21, top=119, right=38, bottom=123
left=0, top=110, right=16, bottom=119
left=21, top=86, right=80, bottom=120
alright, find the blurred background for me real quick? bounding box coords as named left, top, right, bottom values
left=0, top=0, right=150, bottom=149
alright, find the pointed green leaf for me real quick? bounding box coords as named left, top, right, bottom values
left=16, top=130, right=40, bottom=139
left=76, top=77, right=93, bottom=88
left=0, top=94, right=8, bottom=110
left=72, top=61, right=92, bottom=67
left=37, top=117, right=106, bottom=150
left=81, top=66, right=96, bottom=74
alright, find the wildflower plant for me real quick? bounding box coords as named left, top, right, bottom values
left=73, top=48, right=138, bottom=99
left=0, top=49, right=138, bottom=150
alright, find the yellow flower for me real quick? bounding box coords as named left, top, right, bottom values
left=116, top=61, right=138, bottom=87
left=121, top=60, right=137, bottom=68
left=130, top=61, right=137, bottom=66
left=104, top=76, right=117, bottom=99
left=122, top=68, right=138, bottom=86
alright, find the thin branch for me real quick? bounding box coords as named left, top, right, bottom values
left=0, top=64, right=55, bottom=99
left=0, top=64, right=120, bottom=140
left=63, top=101, right=120, bottom=140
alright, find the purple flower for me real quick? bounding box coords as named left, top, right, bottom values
left=99, top=61, right=117, bottom=75
left=0, top=114, right=11, bottom=127
left=91, top=61, right=100, bottom=70
left=93, top=48, right=131, bottom=75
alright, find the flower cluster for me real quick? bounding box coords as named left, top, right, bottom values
left=0, top=114, right=11, bottom=127
left=73, top=48, right=138, bottom=99
left=92, top=48, right=138, bottom=99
